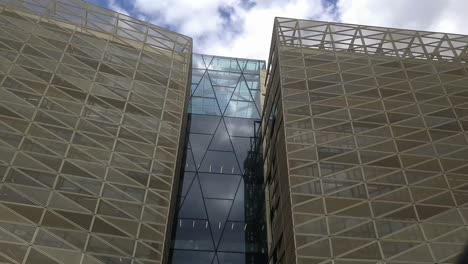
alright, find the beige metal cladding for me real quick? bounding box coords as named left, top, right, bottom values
left=0, top=0, right=192, bottom=264
left=263, top=17, right=468, bottom=264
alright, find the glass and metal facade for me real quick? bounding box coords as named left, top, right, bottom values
left=263, top=17, right=468, bottom=264
left=3, top=0, right=468, bottom=263
left=169, top=54, right=268, bottom=264
left=0, top=0, right=192, bottom=264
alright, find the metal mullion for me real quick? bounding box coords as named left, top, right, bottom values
left=78, top=18, right=116, bottom=264
left=18, top=19, right=85, bottom=264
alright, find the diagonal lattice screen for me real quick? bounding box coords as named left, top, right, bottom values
left=263, top=17, right=468, bottom=264
left=0, top=1, right=192, bottom=263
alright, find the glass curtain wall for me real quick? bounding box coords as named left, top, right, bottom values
left=170, top=54, right=268, bottom=264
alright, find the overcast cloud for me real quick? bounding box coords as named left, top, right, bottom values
left=98, top=0, right=468, bottom=61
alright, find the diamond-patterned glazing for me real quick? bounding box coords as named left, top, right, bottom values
left=263, top=17, right=468, bottom=264
left=0, top=1, right=192, bottom=264
left=169, top=54, right=268, bottom=263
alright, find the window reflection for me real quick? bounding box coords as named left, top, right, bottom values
left=189, top=97, right=221, bottom=116
left=174, top=219, right=214, bottom=250
left=199, top=151, right=241, bottom=174
left=170, top=55, right=267, bottom=264
left=172, top=250, right=215, bottom=264
left=199, top=173, right=241, bottom=199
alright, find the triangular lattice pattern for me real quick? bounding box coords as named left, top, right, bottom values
left=0, top=1, right=191, bottom=264
left=170, top=54, right=268, bottom=263
left=263, top=18, right=468, bottom=264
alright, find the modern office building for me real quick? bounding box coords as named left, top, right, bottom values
left=0, top=1, right=192, bottom=264
left=169, top=54, right=268, bottom=264
left=3, top=0, right=468, bottom=263
left=263, top=17, right=468, bottom=264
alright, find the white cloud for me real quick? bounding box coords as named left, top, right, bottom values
left=132, top=0, right=237, bottom=38
left=107, top=0, right=129, bottom=16
left=203, top=0, right=337, bottom=60
left=105, top=0, right=467, bottom=61
left=337, top=0, right=468, bottom=35
left=106, top=0, right=336, bottom=60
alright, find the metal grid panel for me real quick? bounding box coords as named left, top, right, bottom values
left=263, top=17, right=468, bottom=264
left=0, top=1, right=192, bottom=264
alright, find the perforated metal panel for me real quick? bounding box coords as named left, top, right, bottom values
left=263, top=17, right=468, bottom=264
left=0, top=1, right=192, bottom=263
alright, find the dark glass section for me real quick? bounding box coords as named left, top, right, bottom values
left=170, top=55, right=268, bottom=263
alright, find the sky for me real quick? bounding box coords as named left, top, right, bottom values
left=89, top=0, right=468, bottom=61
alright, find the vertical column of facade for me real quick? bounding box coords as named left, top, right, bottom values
left=0, top=1, right=192, bottom=264
left=262, top=21, right=298, bottom=264
left=264, top=17, right=468, bottom=264
left=169, top=54, right=268, bottom=264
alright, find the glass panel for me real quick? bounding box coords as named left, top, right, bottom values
left=209, top=122, right=233, bottom=151
left=224, top=101, right=259, bottom=119
left=173, top=219, right=214, bottom=250
left=171, top=250, right=215, bottom=264
left=189, top=133, right=212, bottom=167
left=228, top=182, right=245, bottom=221
left=217, top=252, right=246, bottom=264
left=206, top=199, right=232, bottom=246
left=189, top=97, right=221, bottom=116
left=199, top=151, right=241, bottom=174
left=217, top=222, right=246, bottom=252
left=213, top=86, right=235, bottom=113
left=193, top=75, right=215, bottom=98
left=178, top=177, right=207, bottom=219
left=223, top=117, right=255, bottom=137
left=199, top=173, right=240, bottom=199
left=179, top=171, right=195, bottom=197
left=208, top=58, right=241, bottom=72
left=192, top=55, right=205, bottom=69
left=188, top=114, right=220, bottom=134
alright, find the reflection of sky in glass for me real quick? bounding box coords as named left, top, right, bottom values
left=192, top=54, right=206, bottom=68
left=170, top=54, right=267, bottom=263
left=225, top=101, right=260, bottom=119
left=208, top=70, right=241, bottom=87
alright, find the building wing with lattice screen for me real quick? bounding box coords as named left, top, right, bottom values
left=0, top=1, right=191, bottom=263
left=262, top=17, right=468, bottom=264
